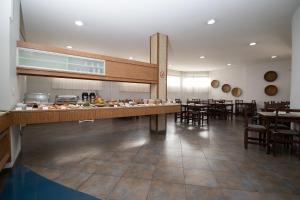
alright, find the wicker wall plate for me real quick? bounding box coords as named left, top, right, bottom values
left=211, top=80, right=220, bottom=88
left=222, top=84, right=231, bottom=93
left=264, top=71, right=278, bottom=82
left=265, top=85, right=278, bottom=96
left=231, top=87, right=242, bottom=97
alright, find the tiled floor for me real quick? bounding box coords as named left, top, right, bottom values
left=19, top=116, right=300, bottom=200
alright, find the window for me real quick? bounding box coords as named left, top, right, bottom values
left=167, top=76, right=180, bottom=92
left=182, top=77, right=209, bottom=89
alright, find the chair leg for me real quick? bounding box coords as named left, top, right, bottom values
left=244, top=129, right=248, bottom=149
left=273, top=134, right=277, bottom=156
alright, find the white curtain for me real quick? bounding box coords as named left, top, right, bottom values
left=167, top=71, right=210, bottom=101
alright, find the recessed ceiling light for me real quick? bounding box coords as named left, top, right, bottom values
left=207, top=19, right=216, bottom=25
left=249, top=42, right=257, bottom=46
left=227, top=63, right=232, bottom=66
left=200, top=56, right=205, bottom=59
left=271, top=55, right=277, bottom=59
left=75, top=20, right=84, bottom=26
left=129, top=57, right=133, bottom=60
left=66, top=45, right=72, bottom=49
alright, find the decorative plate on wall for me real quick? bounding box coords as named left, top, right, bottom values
left=231, top=87, right=242, bottom=97
left=265, top=85, right=278, bottom=96
left=222, top=84, right=231, bottom=93
left=264, top=71, right=278, bottom=82
left=211, top=80, right=220, bottom=88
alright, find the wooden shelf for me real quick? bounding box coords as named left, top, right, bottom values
left=11, top=104, right=181, bottom=124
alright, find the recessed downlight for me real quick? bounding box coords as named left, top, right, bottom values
left=200, top=56, right=206, bottom=59
left=75, top=20, right=84, bottom=26
left=207, top=19, right=216, bottom=25
left=227, top=63, right=232, bottom=66
left=271, top=55, right=277, bottom=59
left=66, top=45, right=72, bottom=49
left=249, top=42, right=257, bottom=46
left=129, top=57, right=133, bottom=60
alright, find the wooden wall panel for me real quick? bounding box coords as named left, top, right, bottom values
left=105, top=61, right=158, bottom=83
left=17, top=41, right=158, bottom=84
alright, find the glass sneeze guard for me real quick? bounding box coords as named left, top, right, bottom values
left=17, top=48, right=105, bottom=75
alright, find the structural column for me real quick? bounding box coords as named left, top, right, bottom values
left=149, top=33, right=168, bottom=133
left=291, top=6, right=300, bottom=108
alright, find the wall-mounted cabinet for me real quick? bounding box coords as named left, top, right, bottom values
left=16, top=41, right=159, bottom=84
left=18, top=48, right=105, bottom=75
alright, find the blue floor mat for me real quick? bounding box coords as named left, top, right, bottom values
left=0, top=165, right=99, bottom=200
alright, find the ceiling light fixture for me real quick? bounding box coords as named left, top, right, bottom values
left=249, top=42, right=257, bottom=46
left=66, top=45, right=72, bottom=49
left=227, top=63, right=232, bottom=66
left=129, top=57, right=133, bottom=60
left=75, top=20, right=84, bottom=26
left=207, top=19, right=216, bottom=25
left=200, top=56, right=205, bottom=59
left=271, top=55, right=277, bottom=59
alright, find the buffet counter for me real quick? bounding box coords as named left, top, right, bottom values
left=11, top=104, right=181, bottom=124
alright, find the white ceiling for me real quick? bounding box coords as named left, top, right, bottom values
left=21, top=0, right=300, bottom=71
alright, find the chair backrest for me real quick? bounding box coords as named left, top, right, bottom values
left=235, top=100, right=243, bottom=103
left=175, top=99, right=182, bottom=104
left=187, top=99, right=194, bottom=105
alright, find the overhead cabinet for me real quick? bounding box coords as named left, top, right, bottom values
left=16, top=41, right=158, bottom=84
left=18, top=48, right=105, bottom=75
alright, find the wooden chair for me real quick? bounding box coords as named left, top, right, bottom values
left=271, top=109, right=300, bottom=158
left=214, top=104, right=228, bottom=120
left=235, top=100, right=243, bottom=116
left=186, top=105, right=200, bottom=125
left=199, top=107, right=209, bottom=126
left=174, top=99, right=182, bottom=122
left=244, top=110, right=267, bottom=149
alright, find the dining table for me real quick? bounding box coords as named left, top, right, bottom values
left=258, top=111, right=300, bottom=153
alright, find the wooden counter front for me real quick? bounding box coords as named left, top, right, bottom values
left=11, top=104, right=181, bottom=124
left=0, top=113, right=11, bottom=171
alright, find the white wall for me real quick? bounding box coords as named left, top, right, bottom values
left=0, top=0, right=23, bottom=168
left=291, top=6, right=300, bottom=108
left=209, top=59, right=291, bottom=108
left=26, top=76, right=150, bottom=101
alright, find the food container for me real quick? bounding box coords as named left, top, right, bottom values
left=24, top=93, right=50, bottom=105
left=82, top=92, right=89, bottom=102
left=89, top=92, right=96, bottom=103
left=55, top=95, right=79, bottom=105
